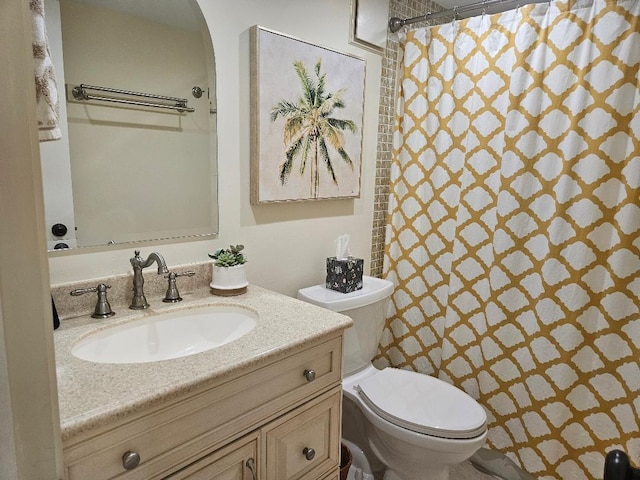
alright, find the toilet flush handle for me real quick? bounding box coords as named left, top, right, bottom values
left=303, top=369, right=316, bottom=382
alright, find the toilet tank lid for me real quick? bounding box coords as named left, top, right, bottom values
left=297, top=276, right=394, bottom=312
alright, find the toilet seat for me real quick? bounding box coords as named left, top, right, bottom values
left=355, top=368, right=487, bottom=440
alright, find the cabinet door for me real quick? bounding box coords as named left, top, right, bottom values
left=320, top=472, right=339, bottom=480
left=263, top=388, right=341, bottom=480
left=165, top=433, right=258, bottom=480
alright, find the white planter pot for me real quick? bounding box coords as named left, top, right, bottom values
left=210, top=264, right=248, bottom=295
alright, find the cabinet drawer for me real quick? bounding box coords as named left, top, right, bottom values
left=262, top=388, right=341, bottom=480
left=64, top=336, right=342, bottom=480
left=165, top=432, right=258, bottom=480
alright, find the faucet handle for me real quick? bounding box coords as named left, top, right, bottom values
left=130, top=250, right=142, bottom=265
left=70, top=283, right=115, bottom=319
left=166, top=271, right=196, bottom=279
left=163, top=271, right=196, bottom=303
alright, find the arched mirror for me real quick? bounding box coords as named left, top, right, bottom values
left=41, top=0, right=218, bottom=251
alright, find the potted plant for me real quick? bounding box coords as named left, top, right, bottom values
left=208, top=244, right=248, bottom=295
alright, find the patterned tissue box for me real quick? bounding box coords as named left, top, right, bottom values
left=326, top=257, right=363, bottom=293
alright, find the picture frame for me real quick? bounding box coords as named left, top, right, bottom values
left=250, top=26, right=365, bottom=204
left=350, top=0, right=390, bottom=55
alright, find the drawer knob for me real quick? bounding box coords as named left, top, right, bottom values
left=303, top=369, right=316, bottom=382
left=122, top=451, right=141, bottom=470
left=303, top=447, right=316, bottom=461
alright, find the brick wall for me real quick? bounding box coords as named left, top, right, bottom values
left=370, top=0, right=445, bottom=277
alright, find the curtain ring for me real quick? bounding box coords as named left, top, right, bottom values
left=452, top=5, right=460, bottom=21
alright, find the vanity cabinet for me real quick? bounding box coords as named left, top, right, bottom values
left=62, top=335, right=343, bottom=480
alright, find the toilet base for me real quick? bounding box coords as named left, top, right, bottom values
left=371, top=437, right=450, bottom=480
left=382, top=467, right=448, bottom=480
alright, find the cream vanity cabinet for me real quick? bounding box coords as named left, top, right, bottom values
left=62, top=335, right=343, bottom=480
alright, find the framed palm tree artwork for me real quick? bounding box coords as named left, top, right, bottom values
left=250, top=26, right=365, bottom=204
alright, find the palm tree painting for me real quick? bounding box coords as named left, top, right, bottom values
left=271, top=60, right=357, bottom=199
left=250, top=27, right=365, bottom=203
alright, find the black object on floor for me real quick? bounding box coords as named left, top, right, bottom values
left=604, top=450, right=640, bottom=480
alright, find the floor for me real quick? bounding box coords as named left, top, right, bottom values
left=451, top=461, right=498, bottom=479
left=345, top=458, right=498, bottom=479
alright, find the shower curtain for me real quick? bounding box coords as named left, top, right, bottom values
left=379, top=0, right=640, bottom=478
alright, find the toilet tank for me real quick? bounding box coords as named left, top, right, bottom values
left=298, top=276, right=394, bottom=376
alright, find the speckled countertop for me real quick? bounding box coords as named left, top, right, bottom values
left=54, top=284, right=352, bottom=443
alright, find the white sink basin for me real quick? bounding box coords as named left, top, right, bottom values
left=71, top=305, right=257, bottom=364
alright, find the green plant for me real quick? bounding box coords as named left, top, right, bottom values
left=208, top=244, right=247, bottom=267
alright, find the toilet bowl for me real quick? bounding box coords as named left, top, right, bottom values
left=344, top=365, right=487, bottom=480
left=298, top=276, right=488, bottom=480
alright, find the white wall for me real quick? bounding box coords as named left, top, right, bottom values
left=0, top=305, right=17, bottom=479
left=0, top=1, right=64, bottom=476
left=49, top=0, right=382, bottom=298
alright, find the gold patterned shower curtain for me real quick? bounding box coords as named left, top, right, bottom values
left=378, top=1, right=640, bottom=478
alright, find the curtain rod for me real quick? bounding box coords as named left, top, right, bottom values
left=388, top=0, right=542, bottom=32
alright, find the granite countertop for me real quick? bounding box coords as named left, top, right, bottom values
left=54, top=284, right=352, bottom=443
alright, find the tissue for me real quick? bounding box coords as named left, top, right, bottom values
left=335, top=234, right=350, bottom=260
left=326, top=234, right=363, bottom=293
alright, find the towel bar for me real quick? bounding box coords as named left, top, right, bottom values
left=69, top=83, right=195, bottom=113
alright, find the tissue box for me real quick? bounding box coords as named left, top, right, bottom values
left=326, top=257, right=363, bottom=293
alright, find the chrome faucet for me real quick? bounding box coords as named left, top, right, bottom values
left=129, top=250, right=169, bottom=309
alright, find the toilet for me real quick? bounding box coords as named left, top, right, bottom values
left=298, top=276, right=487, bottom=480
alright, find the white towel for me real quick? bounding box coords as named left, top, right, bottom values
left=31, top=0, right=61, bottom=142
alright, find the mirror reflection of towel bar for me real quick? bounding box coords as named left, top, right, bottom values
left=69, top=83, right=195, bottom=113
